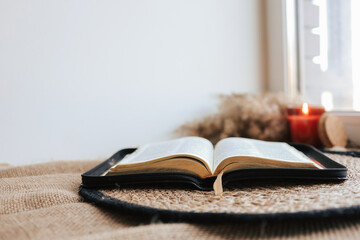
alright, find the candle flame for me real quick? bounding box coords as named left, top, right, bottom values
left=302, top=103, right=309, bottom=115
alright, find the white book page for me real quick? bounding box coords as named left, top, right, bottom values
left=116, top=137, right=214, bottom=171
left=214, top=137, right=314, bottom=169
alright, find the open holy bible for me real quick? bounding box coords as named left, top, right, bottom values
left=81, top=137, right=347, bottom=192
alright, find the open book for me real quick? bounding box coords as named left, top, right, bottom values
left=81, top=137, right=347, bottom=192
left=106, top=137, right=322, bottom=178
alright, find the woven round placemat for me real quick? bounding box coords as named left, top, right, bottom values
left=79, top=153, right=360, bottom=223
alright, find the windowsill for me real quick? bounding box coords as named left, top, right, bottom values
left=329, top=111, right=360, bottom=145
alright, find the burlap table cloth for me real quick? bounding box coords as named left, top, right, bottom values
left=1, top=157, right=360, bottom=239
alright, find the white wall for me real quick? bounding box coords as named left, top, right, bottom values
left=0, top=0, right=265, bottom=165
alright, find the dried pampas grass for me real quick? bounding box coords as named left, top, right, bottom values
left=177, top=93, right=301, bottom=144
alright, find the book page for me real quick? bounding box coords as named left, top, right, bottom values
left=214, top=137, right=315, bottom=169
left=116, top=136, right=214, bottom=171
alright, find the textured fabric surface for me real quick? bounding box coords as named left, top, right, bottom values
left=1, top=158, right=360, bottom=239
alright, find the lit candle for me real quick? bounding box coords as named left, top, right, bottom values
left=287, top=103, right=325, bottom=146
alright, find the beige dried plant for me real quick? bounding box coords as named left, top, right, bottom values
left=176, top=93, right=301, bottom=144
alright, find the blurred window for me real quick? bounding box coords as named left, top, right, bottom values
left=297, top=0, right=360, bottom=111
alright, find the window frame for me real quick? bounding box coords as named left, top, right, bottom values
left=265, top=0, right=360, bottom=145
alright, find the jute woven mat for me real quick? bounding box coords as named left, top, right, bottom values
left=80, top=153, right=360, bottom=222
left=2, top=155, right=360, bottom=239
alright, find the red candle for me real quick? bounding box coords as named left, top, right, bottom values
left=287, top=103, right=325, bottom=146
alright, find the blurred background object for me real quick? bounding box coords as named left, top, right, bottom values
left=297, top=0, right=359, bottom=111
left=0, top=0, right=359, bottom=165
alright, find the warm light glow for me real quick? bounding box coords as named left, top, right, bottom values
left=302, top=103, right=309, bottom=115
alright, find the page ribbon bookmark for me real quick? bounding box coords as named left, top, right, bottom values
left=213, top=171, right=224, bottom=196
